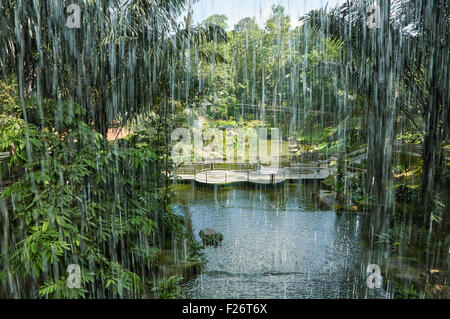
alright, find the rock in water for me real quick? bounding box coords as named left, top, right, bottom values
left=319, top=190, right=335, bottom=209
left=199, top=228, right=223, bottom=246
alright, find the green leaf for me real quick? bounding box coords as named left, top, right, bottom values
left=30, top=242, right=37, bottom=254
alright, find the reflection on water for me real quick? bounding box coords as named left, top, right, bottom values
left=173, top=183, right=388, bottom=299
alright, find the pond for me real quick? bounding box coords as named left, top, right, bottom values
left=173, top=183, right=389, bottom=299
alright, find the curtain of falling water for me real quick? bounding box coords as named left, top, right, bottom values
left=0, top=0, right=448, bottom=298
left=0, top=0, right=224, bottom=298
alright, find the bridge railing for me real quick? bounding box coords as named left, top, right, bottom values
left=173, top=162, right=259, bottom=176
left=249, top=169, right=286, bottom=184
left=173, top=166, right=196, bottom=175
left=343, top=147, right=368, bottom=159
left=194, top=168, right=287, bottom=184
left=285, top=165, right=328, bottom=174
left=196, top=170, right=248, bottom=184
left=211, top=162, right=258, bottom=172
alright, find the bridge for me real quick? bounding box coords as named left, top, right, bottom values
left=173, top=162, right=332, bottom=185
left=171, top=147, right=372, bottom=185
left=236, top=103, right=334, bottom=116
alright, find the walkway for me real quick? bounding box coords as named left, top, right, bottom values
left=173, top=161, right=333, bottom=185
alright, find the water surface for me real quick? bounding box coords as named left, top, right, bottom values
left=174, top=183, right=387, bottom=298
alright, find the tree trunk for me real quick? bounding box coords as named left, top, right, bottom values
left=420, top=0, right=446, bottom=208
left=421, top=85, right=442, bottom=208
left=365, top=2, right=395, bottom=236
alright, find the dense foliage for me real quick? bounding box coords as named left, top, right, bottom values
left=0, top=97, right=195, bottom=298
left=0, top=0, right=448, bottom=299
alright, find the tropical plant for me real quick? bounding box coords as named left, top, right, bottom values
left=302, top=0, right=449, bottom=209
left=151, top=275, right=184, bottom=299
left=0, top=0, right=227, bottom=136
left=0, top=97, right=185, bottom=298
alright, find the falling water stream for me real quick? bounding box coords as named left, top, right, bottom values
left=1, top=0, right=447, bottom=300
left=174, top=183, right=389, bottom=299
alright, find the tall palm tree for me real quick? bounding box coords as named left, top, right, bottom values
left=302, top=0, right=449, bottom=212
left=0, top=0, right=227, bottom=136
left=302, top=1, right=398, bottom=225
